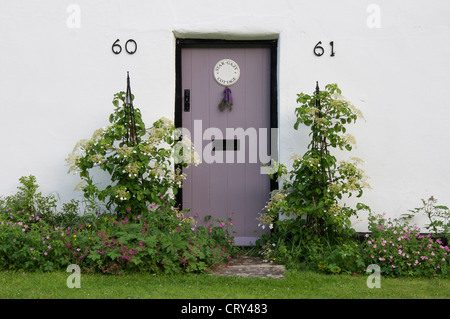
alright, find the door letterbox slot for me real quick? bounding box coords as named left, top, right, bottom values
left=211, top=139, right=239, bottom=151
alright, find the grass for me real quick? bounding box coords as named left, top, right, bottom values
left=0, top=269, right=448, bottom=299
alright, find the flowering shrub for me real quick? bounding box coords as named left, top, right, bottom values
left=0, top=209, right=68, bottom=272
left=401, top=196, right=449, bottom=241
left=66, top=91, right=199, bottom=217
left=0, top=86, right=234, bottom=275
left=0, top=199, right=235, bottom=274
left=261, top=84, right=370, bottom=233
left=0, top=175, right=58, bottom=222
left=256, top=84, right=370, bottom=267
left=65, top=208, right=235, bottom=275
left=359, top=213, right=449, bottom=278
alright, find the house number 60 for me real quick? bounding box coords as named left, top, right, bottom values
left=314, top=41, right=335, bottom=57
left=112, top=39, right=137, bottom=55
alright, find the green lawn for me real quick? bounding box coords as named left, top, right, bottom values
left=0, top=269, right=448, bottom=299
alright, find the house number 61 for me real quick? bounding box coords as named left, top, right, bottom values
left=112, top=39, right=137, bottom=55
left=314, top=41, right=335, bottom=57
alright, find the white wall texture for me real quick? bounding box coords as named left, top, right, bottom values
left=1, top=0, right=449, bottom=231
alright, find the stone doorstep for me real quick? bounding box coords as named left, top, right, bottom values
left=210, top=256, right=286, bottom=278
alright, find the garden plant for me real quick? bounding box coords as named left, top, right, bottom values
left=256, top=83, right=370, bottom=270
left=256, top=83, right=449, bottom=278
left=358, top=212, right=448, bottom=278
left=0, top=92, right=235, bottom=275
left=0, top=86, right=448, bottom=279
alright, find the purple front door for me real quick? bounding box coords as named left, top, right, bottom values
left=180, top=43, right=273, bottom=245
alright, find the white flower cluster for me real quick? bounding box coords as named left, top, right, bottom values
left=173, top=135, right=200, bottom=166
left=115, top=188, right=130, bottom=201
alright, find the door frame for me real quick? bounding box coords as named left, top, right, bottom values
left=174, top=38, right=279, bottom=212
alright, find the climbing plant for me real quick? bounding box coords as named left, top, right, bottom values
left=257, top=83, right=370, bottom=263
left=66, top=91, right=199, bottom=217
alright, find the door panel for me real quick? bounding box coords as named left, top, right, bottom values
left=180, top=44, right=272, bottom=246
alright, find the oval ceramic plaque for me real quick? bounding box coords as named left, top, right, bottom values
left=213, top=59, right=240, bottom=86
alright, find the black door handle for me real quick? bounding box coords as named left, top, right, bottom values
left=184, top=89, right=190, bottom=112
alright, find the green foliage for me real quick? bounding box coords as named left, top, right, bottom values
left=401, top=196, right=449, bottom=240
left=64, top=208, right=235, bottom=275
left=0, top=178, right=236, bottom=274
left=314, top=242, right=365, bottom=275
left=66, top=92, right=199, bottom=218
left=0, top=175, right=57, bottom=221
left=0, top=88, right=233, bottom=274
left=358, top=213, right=449, bottom=278
left=257, top=83, right=370, bottom=267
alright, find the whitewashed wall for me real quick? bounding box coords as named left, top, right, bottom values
left=1, top=0, right=449, bottom=231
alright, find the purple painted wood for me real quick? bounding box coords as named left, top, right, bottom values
left=181, top=46, right=271, bottom=245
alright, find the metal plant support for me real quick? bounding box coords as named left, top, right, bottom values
left=123, top=71, right=138, bottom=146
left=313, top=81, right=333, bottom=189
